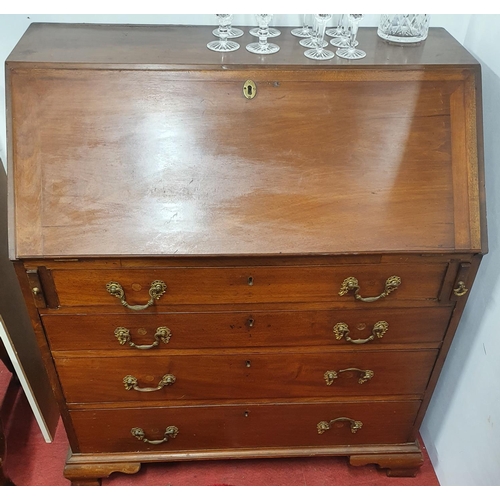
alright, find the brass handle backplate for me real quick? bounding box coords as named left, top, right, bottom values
left=324, top=368, right=374, bottom=385
left=114, top=326, right=172, bottom=350
left=333, top=321, right=388, bottom=344
left=453, top=281, right=469, bottom=297
left=106, top=280, right=167, bottom=310
left=317, top=417, right=363, bottom=434
left=131, top=426, right=178, bottom=445
left=123, top=373, right=176, bottom=392
left=339, top=276, right=401, bottom=302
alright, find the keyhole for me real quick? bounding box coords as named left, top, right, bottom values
left=248, top=318, right=254, bottom=328
left=247, top=85, right=253, bottom=96
left=248, top=276, right=254, bottom=286
left=244, top=411, right=249, bottom=417
left=246, top=360, right=251, bottom=368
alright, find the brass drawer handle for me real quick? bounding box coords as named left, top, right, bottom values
left=453, top=281, right=468, bottom=296
left=131, top=426, right=178, bottom=445
left=317, top=417, right=363, bottom=434
left=324, top=368, right=374, bottom=385
left=333, top=321, right=388, bottom=344
left=339, top=275, right=401, bottom=302
left=123, top=373, right=176, bottom=392
left=114, top=326, right=172, bottom=350
left=106, top=280, right=167, bottom=310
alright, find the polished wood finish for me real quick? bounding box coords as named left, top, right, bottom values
left=350, top=450, right=424, bottom=477
left=48, top=262, right=448, bottom=306
left=69, top=400, right=422, bottom=454
left=7, top=24, right=486, bottom=484
left=55, top=349, right=438, bottom=403
left=7, top=27, right=484, bottom=259
left=41, top=306, right=452, bottom=351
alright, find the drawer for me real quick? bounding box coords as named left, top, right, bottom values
left=42, top=307, right=452, bottom=351
left=55, top=350, right=438, bottom=403
left=50, top=263, right=448, bottom=307
left=70, top=400, right=422, bottom=453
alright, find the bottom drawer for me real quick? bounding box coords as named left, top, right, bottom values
left=70, top=401, right=421, bottom=454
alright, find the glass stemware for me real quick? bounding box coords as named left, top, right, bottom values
left=291, top=14, right=312, bottom=38
left=336, top=14, right=366, bottom=59
left=300, top=15, right=328, bottom=48
left=212, top=18, right=244, bottom=39
left=207, top=14, right=240, bottom=52
left=304, top=14, right=335, bottom=60
left=326, top=14, right=344, bottom=37
left=250, top=20, right=281, bottom=38
left=330, top=14, right=359, bottom=48
left=246, top=14, right=280, bottom=54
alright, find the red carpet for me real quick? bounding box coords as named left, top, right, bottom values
left=0, top=362, right=439, bottom=486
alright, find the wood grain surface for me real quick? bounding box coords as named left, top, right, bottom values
left=48, top=262, right=448, bottom=307
left=7, top=27, right=484, bottom=257
left=69, top=400, right=422, bottom=453
left=54, top=349, right=437, bottom=403
left=41, top=306, right=452, bottom=351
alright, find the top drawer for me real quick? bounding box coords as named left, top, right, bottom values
left=47, top=262, right=448, bottom=308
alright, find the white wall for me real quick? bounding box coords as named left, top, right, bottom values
left=0, top=13, right=499, bottom=485
left=418, top=14, right=500, bottom=486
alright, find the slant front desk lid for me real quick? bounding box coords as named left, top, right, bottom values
left=7, top=24, right=486, bottom=258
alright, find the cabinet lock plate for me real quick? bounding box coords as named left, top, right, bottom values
left=243, top=80, right=257, bottom=99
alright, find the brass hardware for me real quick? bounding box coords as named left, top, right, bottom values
left=333, top=321, right=388, bottom=344
left=244, top=411, right=249, bottom=417
left=247, top=276, right=254, bottom=286
left=245, top=360, right=251, bottom=368
left=123, top=373, right=176, bottom=392
left=114, top=326, right=172, bottom=350
left=131, top=426, right=178, bottom=445
left=324, top=368, right=374, bottom=385
left=339, top=275, right=401, bottom=302
left=243, top=79, right=257, bottom=99
left=317, top=417, right=363, bottom=434
left=453, top=281, right=469, bottom=297
left=106, top=280, right=167, bottom=310
left=26, top=268, right=47, bottom=308
left=247, top=318, right=254, bottom=328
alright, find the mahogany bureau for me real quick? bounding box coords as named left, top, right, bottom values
left=6, top=24, right=486, bottom=485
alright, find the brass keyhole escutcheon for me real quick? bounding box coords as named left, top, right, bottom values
left=243, top=80, right=257, bottom=99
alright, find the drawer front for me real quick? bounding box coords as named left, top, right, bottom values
left=70, top=400, right=422, bottom=453
left=42, top=307, right=452, bottom=351
left=56, top=350, right=438, bottom=403
left=50, top=263, right=448, bottom=307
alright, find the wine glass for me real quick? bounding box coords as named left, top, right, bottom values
left=304, top=14, right=335, bottom=60
left=207, top=15, right=240, bottom=52
left=212, top=17, right=244, bottom=39
left=250, top=16, right=281, bottom=38
left=336, top=14, right=366, bottom=59
left=246, top=14, right=280, bottom=54
left=300, top=15, right=329, bottom=48
left=291, top=14, right=312, bottom=37
left=326, top=14, right=344, bottom=37
left=330, top=14, right=359, bottom=48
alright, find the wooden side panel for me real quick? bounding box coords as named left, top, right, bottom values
left=0, top=163, right=59, bottom=441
